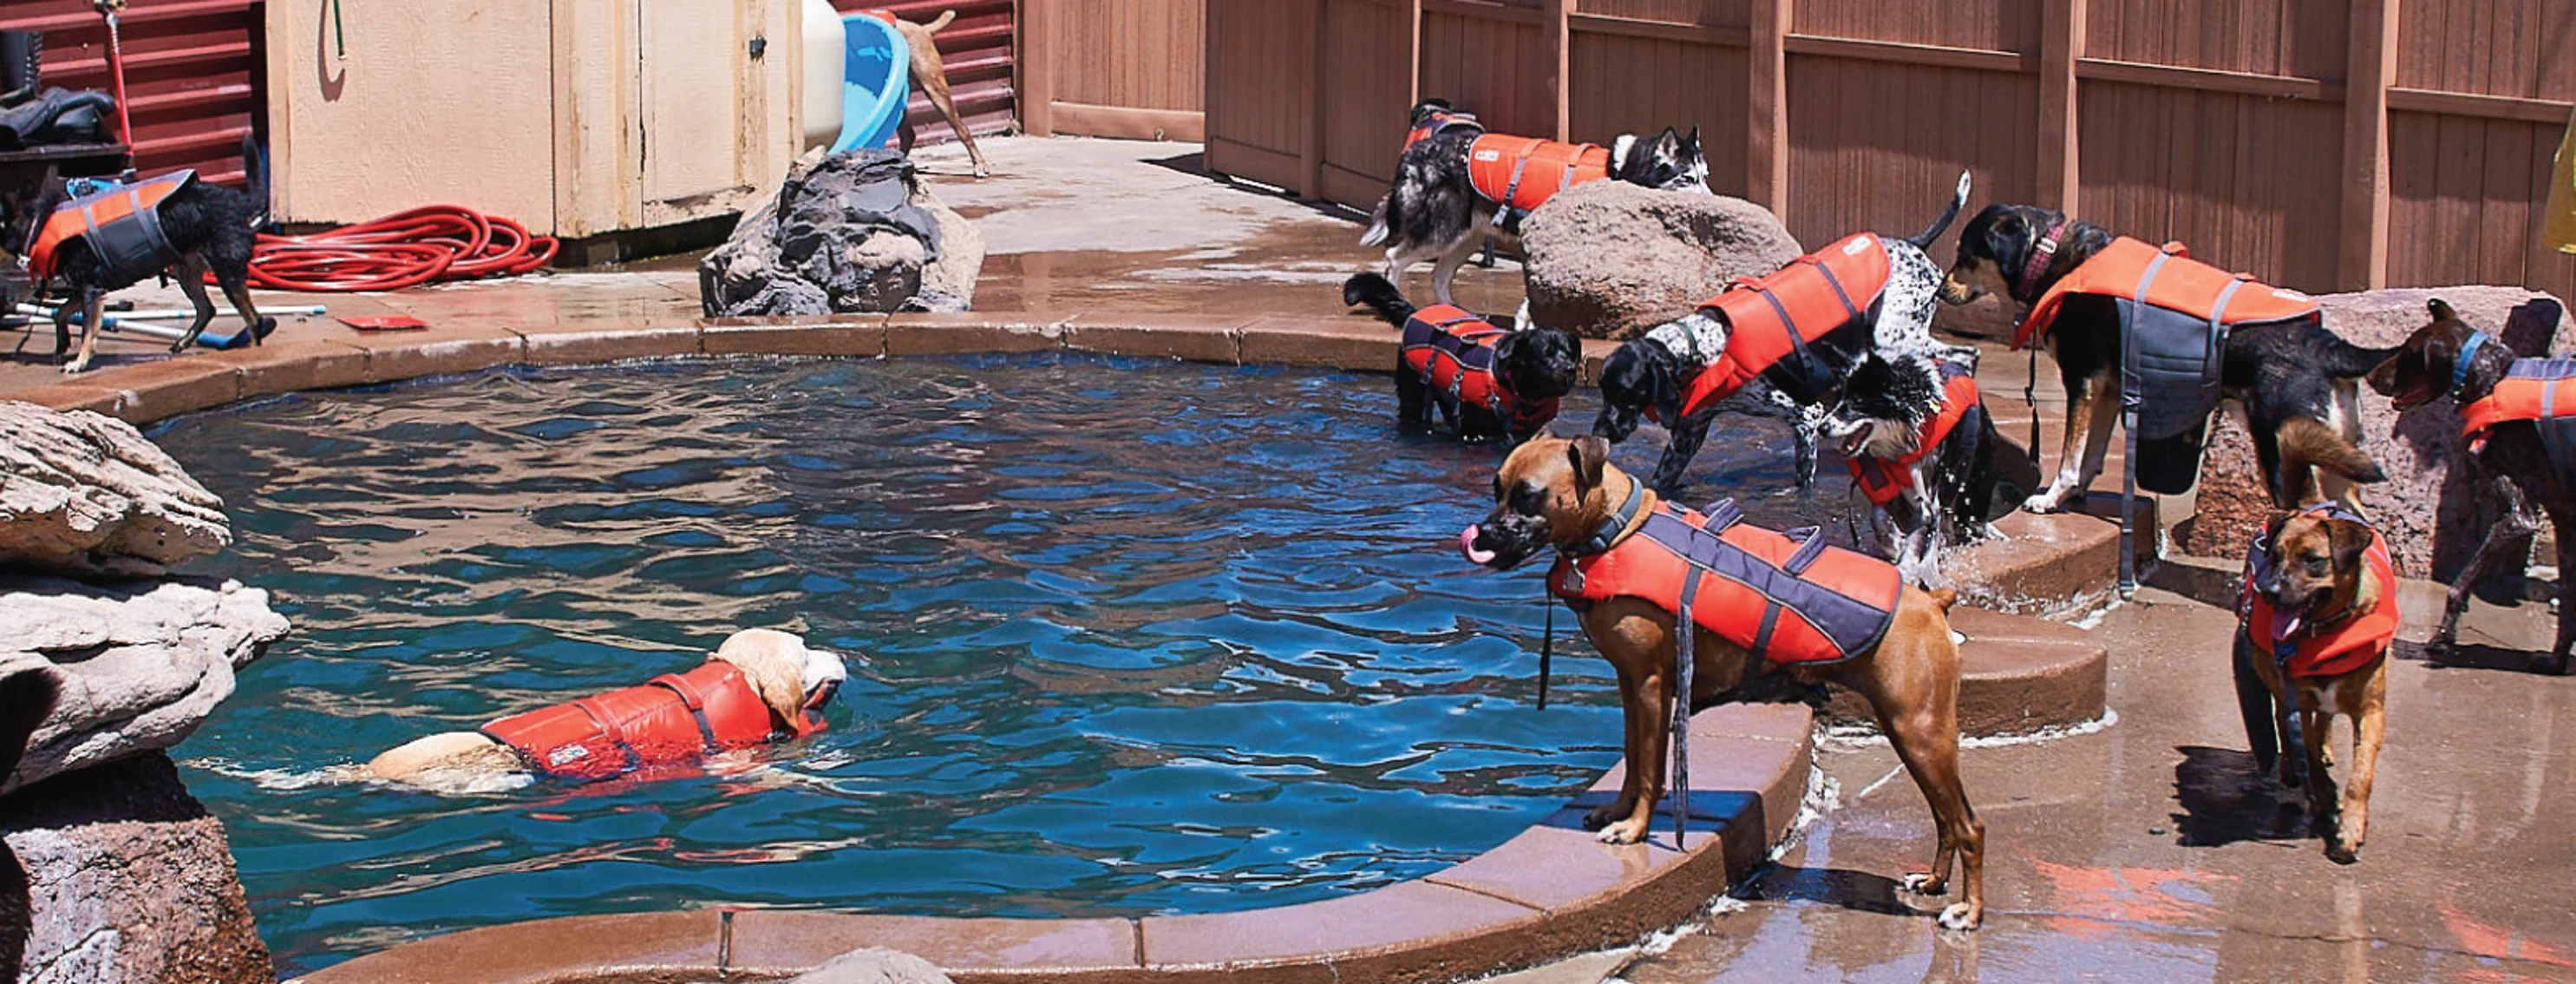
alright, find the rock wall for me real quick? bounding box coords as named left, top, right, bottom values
left=701, top=148, right=985, bottom=317
left=0, top=754, right=274, bottom=984
left=1520, top=183, right=1803, bottom=340
left=2176, top=286, right=2574, bottom=577
left=0, top=402, right=231, bottom=577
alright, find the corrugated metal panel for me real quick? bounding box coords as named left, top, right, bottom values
left=0, top=0, right=265, bottom=187
left=831, top=0, right=1017, bottom=142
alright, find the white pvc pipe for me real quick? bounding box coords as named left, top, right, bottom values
left=105, top=305, right=328, bottom=320
left=15, top=304, right=216, bottom=344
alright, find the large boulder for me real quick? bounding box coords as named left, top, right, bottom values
left=2177, top=287, right=2574, bottom=577
left=0, top=402, right=230, bottom=577
left=2, top=753, right=275, bottom=984
left=2, top=574, right=287, bottom=796
left=701, top=148, right=984, bottom=317
left=1520, top=183, right=1803, bottom=340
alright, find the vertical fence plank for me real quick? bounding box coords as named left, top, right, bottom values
left=1022, top=0, right=1055, bottom=136
left=1749, top=0, right=1792, bottom=210
left=2038, top=0, right=2086, bottom=213
left=2340, top=0, right=2400, bottom=289
left=1546, top=0, right=1572, bottom=141
left=1408, top=0, right=1423, bottom=103
left=1302, top=0, right=1327, bottom=197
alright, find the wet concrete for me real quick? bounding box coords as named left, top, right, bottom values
left=1600, top=586, right=2576, bottom=984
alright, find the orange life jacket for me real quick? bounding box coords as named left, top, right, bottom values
left=1551, top=499, right=1899, bottom=666
left=1465, top=134, right=1610, bottom=218
left=1402, top=108, right=1484, bottom=151
left=2237, top=503, right=2398, bottom=679
left=1846, top=368, right=1982, bottom=508
left=1401, top=304, right=1561, bottom=437
left=26, top=170, right=196, bottom=281
left=2458, top=358, right=2576, bottom=451
left=1663, top=233, right=1894, bottom=422
left=2011, top=236, right=2321, bottom=351
left=481, top=661, right=818, bottom=782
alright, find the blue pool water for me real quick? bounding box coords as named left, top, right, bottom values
left=157, top=353, right=1823, bottom=972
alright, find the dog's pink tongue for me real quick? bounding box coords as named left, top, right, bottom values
left=1460, top=525, right=1497, bottom=566
left=2273, top=610, right=2304, bottom=646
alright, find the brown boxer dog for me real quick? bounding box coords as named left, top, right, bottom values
left=1463, top=436, right=1985, bottom=929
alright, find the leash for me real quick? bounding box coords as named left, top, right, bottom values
left=1671, top=565, right=1702, bottom=850
left=1537, top=583, right=1554, bottom=712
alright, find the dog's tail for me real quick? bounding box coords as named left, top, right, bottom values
left=924, top=10, right=957, bottom=32
left=2278, top=416, right=2387, bottom=487
left=1343, top=272, right=1415, bottom=328
left=240, top=131, right=272, bottom=229
left=1906, top=169, right=1973, bottom=249
left=2318, top=331, right=2403, bottom=380
left=1361, top=193, right=1394, bottom=247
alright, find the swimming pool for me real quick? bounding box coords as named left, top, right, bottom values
left=158, top=353, right=1825, bottom=973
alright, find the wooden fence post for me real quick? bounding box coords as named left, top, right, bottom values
left=1546, top=0, right=1572, bottom=141
left=1407, top=0, right=1422, bottom=104
left=1020, top=0, right=1053, bottom=137
left=1300, top=0, right=1326, bottom=198
left=2339, top=0, right=2400, bottom=291
left=2036, top=0, right=2085, bottom=214
left=1749, top=0, right=1791, bottom=212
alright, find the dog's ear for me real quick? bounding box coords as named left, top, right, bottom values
left=2327, top=518, right=2374, bottom=577
left=1568, top=436, right=1611, bottom=495
left=1980, top=210, right=2032, bottom=272
left=2429, top=298, right=2457, bottom=323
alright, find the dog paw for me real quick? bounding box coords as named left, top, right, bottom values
left=1593, top=817, right=1651, bottom=845
left=58, top=358, right=91, bottom=376
left=2020, top=492, right=2063, bottom=514
left=1936, top=902, right=1982, bottom=932
left=2326, top=839, right=2362, bottom=865
left=1901, top=872, right=1948, bottom=896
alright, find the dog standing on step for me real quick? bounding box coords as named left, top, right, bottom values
left=1832, top=351, right=2023, bottom=582
left=1592, top=172, right=1975, bottom=497
left=2235, top=502, right=2399, bottom=863
left=885, top=10, right=991, bottom=178
left=4, top=169, right=277, bottom=374
left=1363, top=99, right=1709, bottom=305
left=2365, top=298, right=2575, bottom=675
left=1343, top=272, right=1580, bottom=443
left=1461, top=436, right=1985, bottom=929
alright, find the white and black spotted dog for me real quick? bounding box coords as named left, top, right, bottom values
left=1593, top=172, right=1978, bottom=498
left=1362, top=98, right=1710, bottom=306
left=1828, top=350, right=2024, bottom=583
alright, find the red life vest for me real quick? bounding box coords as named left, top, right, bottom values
left=2458, top=358, right=2576, bottom=451
left=1464, top=134, right=1610, bottom=217
left=2237, top=503, right=2399, bottom=679
left=1662, top=233, right=1894, bottom=423
left=1402, top=108, right=1484, bottom=151
left=1551, top=499, right=1899, bottom=666
left=480, top=662, right=818, bottom=782
left=1401, top=304, right=1560, bottom=436
left=2011, top=236, right=2321, bottom=351
left=1846, top=368, right=1982, bottom=508
left=26, top=170, right=196, bottom=281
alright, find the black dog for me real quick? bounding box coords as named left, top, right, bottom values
left=2366, top=298, right=2573, bottom=675
left=1592, top=172, right=1973, bottom=497
left=1937, top=205, right=2390, bottom=517
left=1363, top=98, right=1708, bottom=306
left=5, top=166, right=275, bottom=374
left=1344, top=272, right=1580, bottom=443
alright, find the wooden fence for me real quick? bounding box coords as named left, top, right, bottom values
left=1022, top=0, right=1207, bottom=141
left=1204, top=0, right=2576, bottom=299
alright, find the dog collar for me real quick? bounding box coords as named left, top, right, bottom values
left=2017, top=219, right=2069, bottom=302
left=2452, top=331, right=2492, bottom=397
left=1570, top=480, right=1646, bottom=557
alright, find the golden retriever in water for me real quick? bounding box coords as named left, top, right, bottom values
left=366, top=629, right=845, bottom=791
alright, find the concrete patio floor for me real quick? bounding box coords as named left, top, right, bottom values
left=5, top=135, right=2572, bottom=984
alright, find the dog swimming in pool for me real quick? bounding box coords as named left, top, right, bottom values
left=365, top=628, right=847, bottom=792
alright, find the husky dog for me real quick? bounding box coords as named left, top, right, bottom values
left=1363, top=99, right=1710, bottom=305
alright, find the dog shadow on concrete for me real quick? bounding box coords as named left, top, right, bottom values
left=2169, top=745, right=2305, bottom=848
left=2390, top=636, right=2550, bottom=673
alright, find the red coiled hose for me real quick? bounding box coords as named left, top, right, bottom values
left=245, top=206, right=560, bottom=292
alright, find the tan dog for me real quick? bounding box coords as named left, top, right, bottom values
left=2235, top=504, right=2397, bottom=863
left=889, top=10, right=991, bottom=178
left=1462, top=436, right=1986, bottom=929
left=366, top=629, right=846, bottom=791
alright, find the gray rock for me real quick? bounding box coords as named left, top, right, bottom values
left=788, top=948, right=955, bottom=984
left=1520, top=183, right=1804, bottom=340
left=2178, top=286, right=2574, bottom=578
left=2, top=574, right=288, bottom=796
left=702, top=148, right=984, bottom=317
left=3, top=753, right=276, bottom=984
left=0, top=401, right=231, bottom=576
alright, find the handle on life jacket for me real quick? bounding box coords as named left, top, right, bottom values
left=1702, top=498, right=1744, bottom=533
left=1778, top=526, right=1831, bottom=574
left=650, top=671, right=726, bottom=751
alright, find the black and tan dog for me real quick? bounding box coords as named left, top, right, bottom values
left=1461, top=436, right=1985, bottom=929
left=2365, top=298, right=2574, bottom=674
left=1937, top=206, right=2390, bottom=518
left=4, top=167, right=276, bottom=374
left=2235, top=503, right=2398, bottom=863
left=1343, top=271, right=1581, bottom=442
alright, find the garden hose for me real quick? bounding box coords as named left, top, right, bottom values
left=244, top=205, right=559, bottom=292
